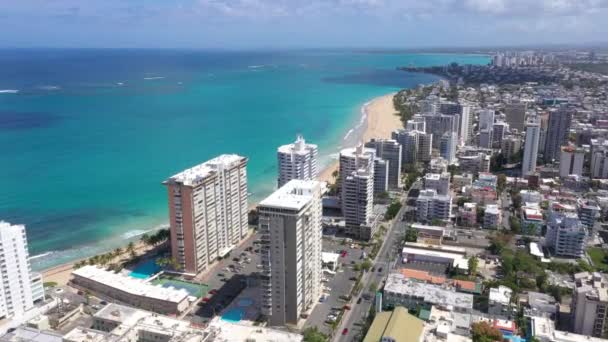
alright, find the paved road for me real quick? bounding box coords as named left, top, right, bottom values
left=333, top=198, right=407, bottom=342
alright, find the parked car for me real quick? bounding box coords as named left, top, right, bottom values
left=342, top=328, right=348, bottom=335
left=378, top=267, right=383, bottom=272
left=209, top=289, right=218, bottom=295
left=357, top=297, right=362, bottom=304
left=343, top=305, right=351, bottom=310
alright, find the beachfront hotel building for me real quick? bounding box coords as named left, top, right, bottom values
left=392, top=129, right=432, bottom=167
left=71, top=265, right=190, bottom=315
left=163, top=154, right=248, bottom=274
left=0, top=221, right=44, bottom=320
left=339, top=145, right=377, bottom=240
left=277, top=135, right=318, bottom=188
left=258, top=180, right=322, bottom=326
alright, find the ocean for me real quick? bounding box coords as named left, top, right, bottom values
left=0, top=49, right=489, bottom=270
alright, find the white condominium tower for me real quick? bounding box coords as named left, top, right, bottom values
left=339, top=145, right=376, bottom=240
left=0, top=222, right=43, bottom=319
left=522, top=116, right=541, bottom=176
left=277, top=135, right=318, bottom=188
left=258, top=180, right=322, bottom=326
left=163, top=155, right=248, bottom=274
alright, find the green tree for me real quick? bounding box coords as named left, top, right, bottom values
left=509, top=216, right=522, bottom=234
left=360, top=259, right=373, bottom=272
left=471, top=321, right=502, bottom=342
left=126, top=242, right=135, bottom=253
left=385, top=201, right=402, bottom=220
left=497, top=174, right=507, bottom=194
left=302, top=327, right=328, bottom=342
left=404, top=227, right=418, bottom=243
left=512, top=193, right=522, bottom=210
left=369, top=281, right=378, bottom=293
left=468, top=256, right=479, bottom=276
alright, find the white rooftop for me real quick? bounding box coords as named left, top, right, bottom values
left=72, top=266, right=189, bottom=304
left=384, top=273, right=473, bottom=310
left=489, top=285, right=512, bottom=305
left=165, top=154, right=245, bottom=186
left=485, top=204, right=500, bottom=215
left=322, top=252, right=340, bottom=264
left=529, top=242, right=544, bottom=258
left=208, top=317, right=303, bottom=341
left=259, top=179, right=320, bottom=211
left=277, top=135, right=317, bottom=154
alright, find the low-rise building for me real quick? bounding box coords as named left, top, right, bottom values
left=71, top=266, right=191, bottom=315
left=65, top=303, right=208, bottom=342
left=521, top=206, right=544, bottom=235
left=401, top=242, right=468, bottom=273
left=363, top=306, right=424, bottom=342
left=488, top=286, right=513, bottom=317
left=416, top=189, right=452, bottom=223
left=424, top=172, right=450, bottom=195
left=525, top=291, right=558, bottom=318
left=483, top=204, right=501, bottom=229
left=545, top=211, right=586, bottom=258
left=578, top=199, right=600, bottom=230
left=520, top=190, right=543, bottom=205
left=452, top=174, right=473, bottom=191
left=460, top=203, right=477, bottom=227
left=383, top=273, right=474, bottom=313
left=529, top=315, right=607, bottom=342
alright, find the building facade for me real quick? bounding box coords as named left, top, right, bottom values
left=258, top=180, right=322, bottom=326
left=544, top=107, right=573, bottom=163
left=559, top=145, right=585, bottom=178
left=504, top=102, right=527, bottom=132
left=0, top=222, right=39, bottom=319
left=522, top=116, right=541, bottom=176
left=277, top=135, right=318, bottom=188
left=439, top=132, right=457, bottom=164
left=416, top=189, right=452, bottom=223
left=545, top=211, right=586, bottom=258
left=572, top=272, right=608, bottom=338
left=163, top=155, right=248, bottom=274
left=365, top=139, right=402, bottom=190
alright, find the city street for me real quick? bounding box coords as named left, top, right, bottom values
left=333, top=198, right=407, bottom=342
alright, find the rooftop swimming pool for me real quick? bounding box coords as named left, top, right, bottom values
left=221, top=308, right=245, bottom=323
left=129, top=259, right=160, bottom=279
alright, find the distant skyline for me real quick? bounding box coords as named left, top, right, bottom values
left=2, top=0, right=608, bottom=49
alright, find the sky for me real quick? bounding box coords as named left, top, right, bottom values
left=1, top=0, right=608, bottom=49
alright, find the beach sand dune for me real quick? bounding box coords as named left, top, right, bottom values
left=318, top=93, right=402, bottom=183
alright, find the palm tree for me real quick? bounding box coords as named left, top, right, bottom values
left=140, top=233, right=150, bottom=245
left=114, top=248, right=123, bottom=257
left=126, top=242, right=135, bottom=253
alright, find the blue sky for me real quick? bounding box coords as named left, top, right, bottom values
left=2, top=0, right=608, bottom=48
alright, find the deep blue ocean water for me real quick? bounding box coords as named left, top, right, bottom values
left=0, top=49, right=489, bottom=270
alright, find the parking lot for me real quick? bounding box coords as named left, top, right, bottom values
left=302, top=238, right=368, bottom=335
left=189, top=231, right=260, bottom=322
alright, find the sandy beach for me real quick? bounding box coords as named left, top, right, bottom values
left=43, top=92, right=402, bottom=285
left=318, top=93, right=402, bottom=183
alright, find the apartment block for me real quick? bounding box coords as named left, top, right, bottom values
left=545, top=211, right=586, bottom=258
left=559, top=145, right=584, bottom=178
left=277, top=135, right=318, bottom=188
left=163, top=155, right=248, bottom=274
left=365, top=139, right=402, bottom=190
left=572, top=272, right=608, bottom=338
left=416, top=189, right=452, bottom=223
left=423, top=172, right=450, bottom=195
left=258, top=180, right=322, bottom=326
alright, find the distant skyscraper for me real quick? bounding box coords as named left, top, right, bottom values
left=0, top=222, right=44, bottom=319
left=478, top=129, right=493, bottom=149
left=438, top=102, right=471, bottom=144
left=277, top=135, right=318, bottom=188
left=164, top=155, right=248, bottom=274
left=559, top=145, right=585, bottom=178
left=422, top=113, right=458, bottom=149
left=258, top=180, right=322, bottom=326
left=365, top=139, right=402, bottom=190
left=439, top=132, right=457, bottom=164
left=591, top=138, right=608, bottom=179
left=492, top=121, right=509, bottom=148
left=504, top=103, right=527, bottom=132
left=478, top=109, right=495, bottom=131
left=544, top=107, right=573, bottom=163
left=522, top=116, right=541, bottom=176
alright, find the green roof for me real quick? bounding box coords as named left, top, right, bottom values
left=363, top=307, right=425, bottom=342
left=418, top=309, right=431, bottom=321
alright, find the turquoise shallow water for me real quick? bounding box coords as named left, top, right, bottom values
left=0, top=49, right=489, bottom=270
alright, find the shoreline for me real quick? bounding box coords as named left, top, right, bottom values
left=42, top=92, right=403, bottom=284
left=318, top=92, right=402, bottom=183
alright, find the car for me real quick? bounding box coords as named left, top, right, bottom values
left=254, top=249, right=260, bottom=253
left=209, top=289, right=218, bottom=295
left=54, top=288, right=64, bottom=294
left=91, top=304, right=100, bottom=310
left=220, top=278, right=228, bottom=282
left=217, top=273, right=225, bottom=277
left=100, top=301, right=108, bottom=305
left=340, top=250, right=347, bottom=257
left=342, top=328, right=348, bottom=335
left=232, top=257, right=240, bottom=262
left=357, top=297, right=362, bottom=304
left=343, top=305, right=351, bottom=310
left=349, top=277, right=357, bottom=281
left=77, top=290, right=84, bottom=295
left=371, top=267, right=376, bottom=272
left=378, top=267, right=383, bottom=272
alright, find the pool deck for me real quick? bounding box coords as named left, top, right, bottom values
left=218, top=286, right=261, bottom=324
